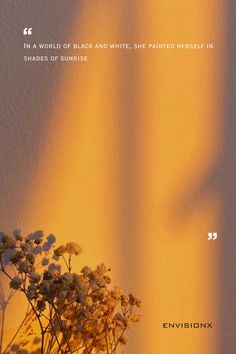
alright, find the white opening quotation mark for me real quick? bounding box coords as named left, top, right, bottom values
left=23, top=28, right=32, bottom=35
left=208, top=232, right=217, bottom=240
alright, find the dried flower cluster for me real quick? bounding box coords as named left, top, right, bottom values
left=0, top=230, right=141, bottom=354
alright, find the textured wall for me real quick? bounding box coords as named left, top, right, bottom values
left=1, top=1, right=232, bottom=354
left=0, top=0, right=77, bottom=228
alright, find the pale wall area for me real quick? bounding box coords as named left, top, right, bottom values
left=0, top=1, right=227, bottom=354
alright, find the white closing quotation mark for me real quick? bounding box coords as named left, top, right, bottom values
left=208, top=232, right=218, bottom=240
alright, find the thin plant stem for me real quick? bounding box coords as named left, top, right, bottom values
left=51, top=303, right=71, bottom=352
left=0, top=307, right=5, bottom=354
left=68, top=256, right=72, bottom=273
left=62, top=255, right=70, bottom=272
left=0, top=259, right=45, bottom=354
left=2, top=308, right=33, bottom=353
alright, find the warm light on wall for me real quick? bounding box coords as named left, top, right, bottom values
left=1, top=1, right=225, bottom=353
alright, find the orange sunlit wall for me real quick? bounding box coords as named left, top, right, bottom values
left=1, top=1, right=226, bottom=353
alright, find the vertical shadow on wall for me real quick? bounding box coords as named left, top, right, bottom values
left=115, top=0, right=143, bottom=308
left=0, top=0, right=79, bottom=230
left=219, top=1, right=236, bottom=353
left=165, top=3, right=236, bottom=350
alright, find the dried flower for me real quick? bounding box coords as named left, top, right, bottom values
left=29, top=272, right=41, bottom=283
left=37, top=299, right=46, bottom=311
left=21, top=243, right=30, bottom=253
left=27, top=284, right=37, bottom=300
left=65, top=242, right=82, bottom=256
left=0, top=230, right=141, bottom=354
left=84, top=296, right=93, bottom=307
left=0, top=242, right=6, bottom=254
left=115, top=312, right=123, bottom=321
left=18, top=260, right=31, bottom=273
left=13, top=229, right=23, bottom=241
left=34, top=238, right=42, bottom=245
left=10, top=277, right=22, bottom=290
left=26, top=253, right=35, bottom=264
left=81, top=266, right=92, bottom=276
left=1, top=235, right=16, bottom=248
left=54, top=245, right=66, bottom=257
